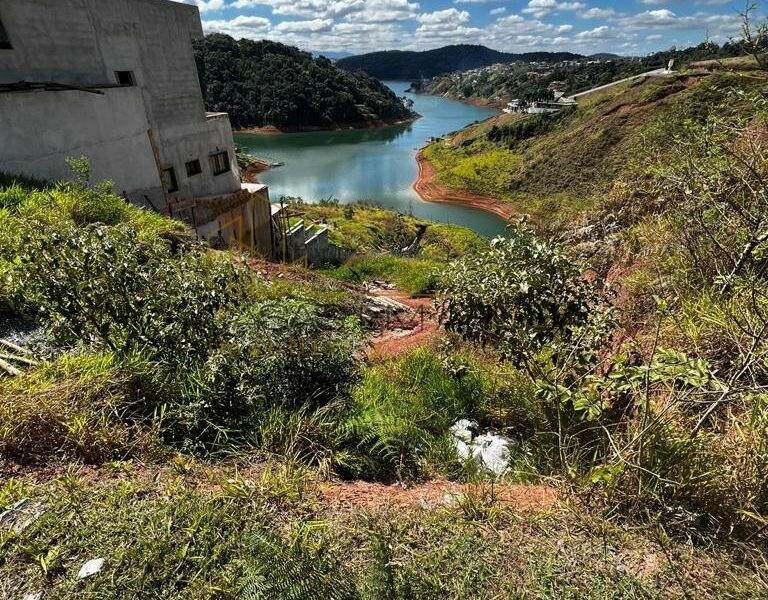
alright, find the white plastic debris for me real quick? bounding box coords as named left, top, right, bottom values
left=77, top=558, right=104, bottom=579
left=471, top=433, right=517, bottom=476
left=23, top=593, right=42, bottom=600
left=449, top=419, right=518, bottom=476
left=449, top=419, right=478, bottom=444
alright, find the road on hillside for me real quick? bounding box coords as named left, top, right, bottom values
left=566, top=68, right=670, bottom=101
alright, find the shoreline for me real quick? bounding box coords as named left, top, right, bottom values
left=407, top=88, right=504, bottom=110
left=236, top=115, right=420, bottom=136
left=412, top=147, right=516, bottom=222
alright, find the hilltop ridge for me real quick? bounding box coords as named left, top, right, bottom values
left=336, top=44, right=583, bottom=80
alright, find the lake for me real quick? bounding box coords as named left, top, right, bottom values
left=234, top=81, right=508, bottom=238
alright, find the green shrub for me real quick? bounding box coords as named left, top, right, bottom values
left=159, top=297, right=361, bottom=450
left=14, top=223, right=246, bottom=365
left=438, top=225, right=605, bottom=365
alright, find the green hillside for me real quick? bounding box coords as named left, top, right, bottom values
left=3, top=55, right=768, bottom=599
left=424, top=60, right=768, bottom=227
left=194, top=35, right=416, bottom=130
left=336, top=44, right=582, bottom=80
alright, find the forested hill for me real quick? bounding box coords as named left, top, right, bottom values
left=336, top=45, right=583, bottom=79
left=193, top=35, right=416, bottom=130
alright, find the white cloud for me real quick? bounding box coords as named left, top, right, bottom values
left=179, top=0, right=227, bottom=12
left=229, top=0, right=363, bottom=19
left=580, top=7, right=616, bottom=19
left=343, top=0, right=420, bottom=22
left=417, top=8, right=470, bottom=24
left=619, top=8, right=740, bottom=31
left=522, top=0, right=586, bottom=18
left=574, top=25, right=614, bottom=40
left=201, top=14, right=271, bottom=35
left=195, top=0, right=742, bottom=57
left=274, top=18, right=334, bottom=32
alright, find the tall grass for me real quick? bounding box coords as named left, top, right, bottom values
left=0, top=353, right=161, bottom=462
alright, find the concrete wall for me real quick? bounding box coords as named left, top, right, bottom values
left=0, top=87, right=162, bottom=203
left=195, top=187, right=274, bottom=259
left=0, top=0, right=241, bottom=203
left=282, top=220, right=353, bottom=266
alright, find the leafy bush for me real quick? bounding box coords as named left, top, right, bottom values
left=439, top=225, right=604, bottom=365
left=164, top=298, right=362, bottom=448
left=14, top=223, right=245, bottom=365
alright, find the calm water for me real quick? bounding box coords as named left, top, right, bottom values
left=234, top=81, right=508, bottom=237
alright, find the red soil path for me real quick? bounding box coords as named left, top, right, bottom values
left=367, top=295, right=440, bottom=360
left=413, top=148, right=517, bottom=222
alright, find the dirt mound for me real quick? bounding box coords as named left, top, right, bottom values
left=365, top=290, right=440, bottom=359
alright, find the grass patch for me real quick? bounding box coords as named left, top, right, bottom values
left=320, top=254, right=442, bottom=295
left=2, top=470, right=766, bottom=599
left=287, top=201, right=488, bottom=255
left=0, top=353, right=161, bottom=463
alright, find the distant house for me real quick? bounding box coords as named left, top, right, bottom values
left=0, top=0, right=274, bottom=257
left=504, top=97, right=576, bottom=115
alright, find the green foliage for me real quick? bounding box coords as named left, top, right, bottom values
left=439, top=226, right=604, bottom=365
left=488, top=107, right=575, bottom=149
left=165, top=298, right=362, bottom=448
left=14, top=223, right=241, bottom=365
left=413, top=40, right=741, bottom=103
left=343, top=348, right=511, bottom=480
left=337, top=46, right=582, bottom=80
left=240, top=526, right=357, bottom=600
left=322, top=255, right=441, bottom=296
left=444, top=150, right=520, bottom=194
left=292, top=202, right=488, bottom=259
left=194, top=35, right=414, bottom=129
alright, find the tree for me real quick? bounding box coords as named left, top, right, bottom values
left=739, top=2, right=768, bottom=69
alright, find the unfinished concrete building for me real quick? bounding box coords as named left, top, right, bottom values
left=0, top=0, right=273, bottom=256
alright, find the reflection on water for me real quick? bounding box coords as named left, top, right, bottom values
left=235, top=81, right=508, bottom=237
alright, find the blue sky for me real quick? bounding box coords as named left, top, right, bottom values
left=180, top=0, right=750, bottom=56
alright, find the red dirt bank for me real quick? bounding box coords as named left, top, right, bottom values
left=413, top=148, right=517, bottom=222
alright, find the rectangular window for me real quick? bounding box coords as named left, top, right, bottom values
left=161, top=167, right=178, bottom=193
left=185, top=159, right=202, bottom=177
left=210, top=151, right=231, bottom=176
left=115, top=71, right=135, bottom=86
left=0, top=15, right=11, bottom=49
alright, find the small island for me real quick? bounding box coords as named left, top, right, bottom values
left=194, top=35, right=418, bottom=133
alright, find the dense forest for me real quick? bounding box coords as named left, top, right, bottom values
left=415, top=40, right=749, bottom=104
left=336, top=44, right=582, bottom=80
left=193, top=35, right=416, bottom=129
